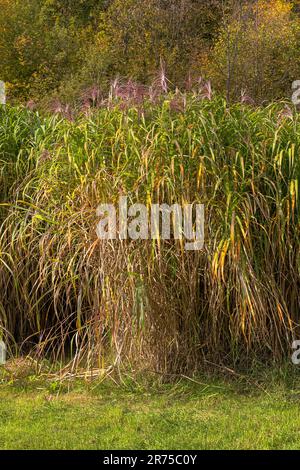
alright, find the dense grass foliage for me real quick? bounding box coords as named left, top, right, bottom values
left=0, top=97, right=300, bottom=373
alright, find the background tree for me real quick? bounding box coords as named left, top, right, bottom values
left=204, top=0, right=300, bottom=103
left=98, top=0, right=221, bottom=85
left=1, top=0, right=299, bottom=105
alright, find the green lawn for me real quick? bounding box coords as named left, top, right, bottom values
left=1, top=374, right=300, bottom=450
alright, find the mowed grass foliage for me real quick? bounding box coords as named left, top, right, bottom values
left=0, top=96, right=300, bottom=372
left=1, top=377, right=300, bottom=450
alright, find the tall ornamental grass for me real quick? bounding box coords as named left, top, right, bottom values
left=0, top=96, right=299, bottom=373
